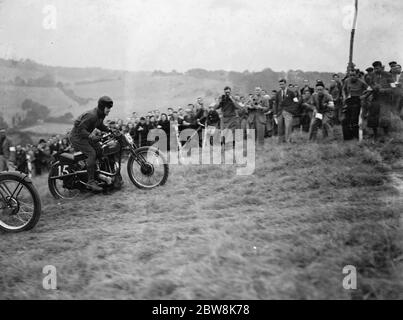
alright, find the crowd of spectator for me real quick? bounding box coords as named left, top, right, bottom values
left=105, top=59, right=402, bottom=149
left=1, top=134, right=73, bottom=178
left=1, top=59, right=402, bottom=177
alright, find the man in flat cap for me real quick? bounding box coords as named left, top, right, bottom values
left=389, top=61, right=397, bottom=73
left=69, top=96, right=114, bottom=191
left=366, top=61, right=395, bottom=139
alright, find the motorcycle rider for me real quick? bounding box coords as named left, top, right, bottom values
left=69, top=96, right=113, bottom=192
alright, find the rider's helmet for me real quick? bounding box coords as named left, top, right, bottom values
left=98, top=96, right=113, bottom=111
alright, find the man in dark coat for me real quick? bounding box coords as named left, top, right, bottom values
left=214, top=86, right=241, bottom=134
left=342, top=69, right=369, bottom=140
left=308, top=83, right=335, bottom=141
left=15, top=145, right=28, bottom=174
left=366, top=61, right=395, bottom=139
left=133, top=117, right=149, bottom=147
left=69, top=96, right=113, bottom=191
left=274, top=79, right=299, bottom=143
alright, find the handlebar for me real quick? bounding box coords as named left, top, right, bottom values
left=98, top=129, right=121, bottom=144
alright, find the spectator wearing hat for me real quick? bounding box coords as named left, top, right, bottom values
left=308, top=83, right=335, bottom=141
left=300, top=80, right=314, bottom=96
left=0, top=128, right=12, bottom=172
left=366, top=61, right=395, bottom=139
left=389, top=61, right=397, bottom=73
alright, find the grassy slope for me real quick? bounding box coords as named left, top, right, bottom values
left=19, top=123, right=73, bottom=136
left=0, top=85, right=81, bottom=123
left=70, top=74, right=227, bottom=117
left=0, top=134, right=402, bottom=299
left=1, top=73, right=228, bottom=126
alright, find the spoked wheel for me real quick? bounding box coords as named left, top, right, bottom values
left=127, top=146, right=169, bottom=189
left=0, top=173, right=41, bottom=233
left=48, top=163, right=81, bottom=200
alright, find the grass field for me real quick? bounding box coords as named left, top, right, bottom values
left=1, top=130, right=403, bottom=299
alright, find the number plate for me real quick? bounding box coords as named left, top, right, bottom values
left=125, top=133, right=134, bottom=144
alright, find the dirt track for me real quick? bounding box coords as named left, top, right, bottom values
left=1, top=138, right=402, bottom=299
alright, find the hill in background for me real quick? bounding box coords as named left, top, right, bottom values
left=0, top=58, right=342, bottom=131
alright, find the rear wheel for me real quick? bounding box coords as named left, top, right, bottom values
left=48, top=163, right=81, bottom=200
left=127, top=146, right=169, bottom=189
left=0, top=173, right=41, bottom=233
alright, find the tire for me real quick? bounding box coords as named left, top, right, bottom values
left=127, top=146, right=169, bottom=189
left=0, top=173, right=41, bottom=233
left=48, top=162, right=80, bottom=200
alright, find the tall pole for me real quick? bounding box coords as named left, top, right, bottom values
left=348, top=0, right=364, bottom=141
left=348, top=0, right=359, bottom=72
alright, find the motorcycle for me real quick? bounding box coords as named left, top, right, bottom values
left=48, top=130, right=169, bottom=199
left=0, top=171, right=42, bottom=232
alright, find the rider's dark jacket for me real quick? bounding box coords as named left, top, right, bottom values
left=70, top=108, right=109, bottom=140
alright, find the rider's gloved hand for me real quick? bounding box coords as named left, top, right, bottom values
left=89, top=132, right=102, bottom=143
left=92, top=135, right=102, bottom=143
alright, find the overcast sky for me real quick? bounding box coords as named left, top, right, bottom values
left=0, top=0, right=402, bottom=72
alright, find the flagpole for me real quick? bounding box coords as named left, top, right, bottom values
left=348, top=0, right=364, bottom=141
left=348, top=0, right=359, bottom=72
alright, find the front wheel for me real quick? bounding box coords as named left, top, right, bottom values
left=0, top=173, right=41, bottom=233
left=127, top=146, right=169, bottom=189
